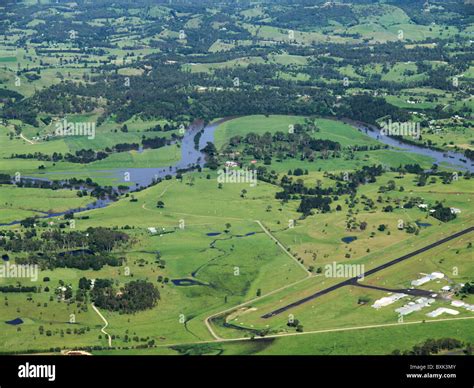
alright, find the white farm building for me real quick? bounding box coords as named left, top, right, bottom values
left=411, top=272, right=444, bottom=287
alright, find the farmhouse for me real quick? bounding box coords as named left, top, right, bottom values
left=225, top=161, right=239, bottom=168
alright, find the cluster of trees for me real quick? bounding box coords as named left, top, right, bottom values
left=286, top=318, right=304, bottom=332
left=141, top=136, right=169, bottom=150
left=0, top=59, right=332, bottom=127
left=338, top=95, right=410, bottom=125
left=146, top=122, right=185, bottom=133
left=201, top=142, right=219, bottom=170
left=270, top=2, right=356, bottom=30
left=275, top=165, right=384, bottom=215
left=12, top=176, right=123, bottom=202
left=333, top=165, right=385, bottom=188
left=392, top=338, right=465, bottom=356
left=0, top=285, right=37, bottom=293
left=0, top=174, right=12, bottom=184
left=227, top=129, right=342, bottom=165
left=297, top=195, right=332, bottom=216
left=277, top=177, right=337, bottom=199
left=430, top=203, right=457, bottom=222
left=18, top=251, right=123, bottom=271
left=64, top=149, right=108, bottom=164
left=0, top=227, right=129, bottom=271
left=464, top=149, right=474, bottom=161
left=91, top=280, right=160, bottom=314
left=460, top=282, right=474, bottom=295
left=397, top=164, right=425, bottom=174
left=14, top=177, right=96, bottom=190
left=1, top=0, right=472, bottom=134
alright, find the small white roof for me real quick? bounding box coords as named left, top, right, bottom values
left=441, top=286, right=451, bottom=291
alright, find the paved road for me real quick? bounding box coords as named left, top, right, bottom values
left=353, top=283, right=433, bottom=297
left=262, top=226, right=474, bottom=318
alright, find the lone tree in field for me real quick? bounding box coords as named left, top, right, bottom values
left=157, top=200, right=165, bottom=208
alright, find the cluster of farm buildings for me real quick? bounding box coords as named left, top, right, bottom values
left=371, top=271, right=473, bottom=318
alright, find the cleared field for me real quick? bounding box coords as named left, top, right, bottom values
left=92, top=317, right=474, bottom=355
left=0, top=185, right=95, bottom=223
left=214, top=115, right=379, bottom=149
left=0, top=172, right=309, bottom=351
left=183, top=57, right=266, bottom=73
left=2, top=155, right=470, bottom=352
left=204, top=171, right=473, bottom=338
left=0, top=0, right=473, bottom=358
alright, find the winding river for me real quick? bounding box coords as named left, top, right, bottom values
left=1, top=116, right=472, bottom=227
left=344, top=119, right=473, bottom=173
